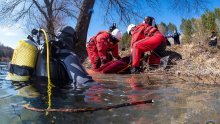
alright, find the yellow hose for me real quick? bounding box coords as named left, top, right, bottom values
left=40, top=29, right=52, bottom=115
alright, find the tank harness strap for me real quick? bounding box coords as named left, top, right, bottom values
left=9, top=64, right=33, bottom=76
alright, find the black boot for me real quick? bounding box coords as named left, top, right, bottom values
left=130, top=67, right=142, bottom=74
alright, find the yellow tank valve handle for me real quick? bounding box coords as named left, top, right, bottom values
left=40, top=29, right=52, bottom=115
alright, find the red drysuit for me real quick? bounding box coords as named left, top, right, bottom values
left=131, top=23, right=166, bottom=67
left=87, top=31, right=120, bottom=69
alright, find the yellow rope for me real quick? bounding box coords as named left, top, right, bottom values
left=40, top=29, right=52, bottom=115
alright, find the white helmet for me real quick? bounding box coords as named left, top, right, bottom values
left=127, top=24, right=136, bottom=34
left=111, top=28, right=122, bottom=41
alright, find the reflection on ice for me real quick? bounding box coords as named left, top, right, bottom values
left=0, top=64, right=220, bottom=123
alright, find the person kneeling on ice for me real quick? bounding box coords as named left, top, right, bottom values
left=127, top=16, right=167, bottom=74
left=86, top=27, right=122, bottom=70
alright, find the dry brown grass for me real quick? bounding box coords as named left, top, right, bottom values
left=162, top=32, right=220, bottom=84
left=168, top=42, right=220, bottom=76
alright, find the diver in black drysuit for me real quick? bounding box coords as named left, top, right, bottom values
left=34, top=26, right=95, bottom=88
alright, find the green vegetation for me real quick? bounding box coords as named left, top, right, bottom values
left=119, top=33, right=131, bottom=50
left=180, top=8, right=220, bottom=43
left=158, top=22, right=177, bottom=36
left=167, top=22, right=177, bottom=34
left=0, top=43, right=13, bottom=62
left=201, top=11, right=217, bottom=32
left=180, top=19, right=193, bottom=43
left=168, top=8, right=220, bottom=77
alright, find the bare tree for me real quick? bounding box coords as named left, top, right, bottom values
left=0, top=0, right=79, bottom=35
left=170, top=0, right=208, bottom=14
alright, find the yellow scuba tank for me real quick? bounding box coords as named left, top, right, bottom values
left=6, top=39, right=38, bottom=81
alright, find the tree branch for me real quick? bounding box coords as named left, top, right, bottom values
left=32, top=0, right=49, bottom=21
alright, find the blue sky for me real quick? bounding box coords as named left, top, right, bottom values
left=0, top=0, right=220, bottom=48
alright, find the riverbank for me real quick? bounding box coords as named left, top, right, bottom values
left=83, top=42, right=220, bottom=84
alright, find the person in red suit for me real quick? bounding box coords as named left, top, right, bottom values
left=127, top=16, right=167, bottom=74
left=87, top=28, right=122, bottom=70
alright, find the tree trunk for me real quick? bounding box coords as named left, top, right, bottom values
left=46, top=19, right=55, bottom=40
left=74, top=0, right=95, bottom=62
left=45, top=0, right=55, bottom=40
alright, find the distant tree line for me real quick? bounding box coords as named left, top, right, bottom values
left=0, top=43, right=13, bottom=62
left=157, top=22, right=177, bottom=36
left=180, top=8, right=220, bottom=43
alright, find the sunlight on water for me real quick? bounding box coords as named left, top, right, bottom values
left=0, top=64, right=220, bottom=124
